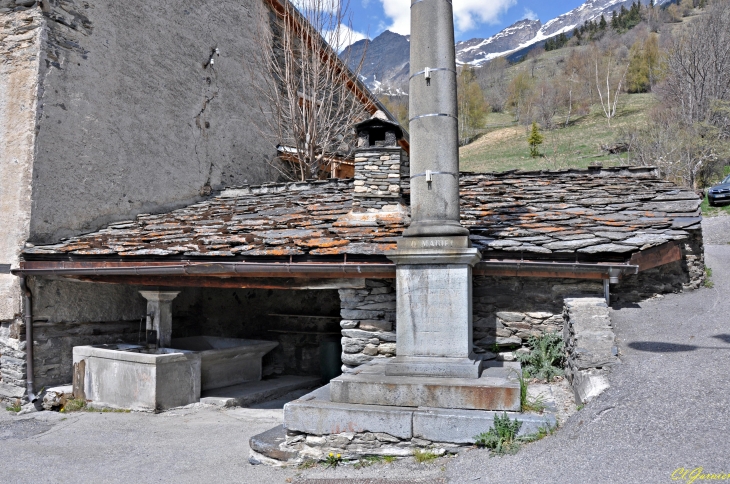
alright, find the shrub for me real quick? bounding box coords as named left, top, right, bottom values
left=474, top=413, right=523, bottom=455
left=517, top=332, right=565, bottom=382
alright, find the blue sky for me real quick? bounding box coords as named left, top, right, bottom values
left=344, top=0, right=587, bottom=43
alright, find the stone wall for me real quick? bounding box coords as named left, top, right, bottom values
left=470, top=276, right=603, bottom=359
left=353, top=147, right=407, bottom=211
left=612, top=230, right=705, bottom=304
left=563, top=297, right=618, bottom=404
left=0, top=10, right=42, bottom=323
left=19, top=0, right=278, bottom=245
left=338, top=256, right=703, bottom=369
left=339, top=280, right=397, bottom=372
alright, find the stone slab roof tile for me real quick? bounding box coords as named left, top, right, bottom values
left=23, top=168, right=701, bottom=260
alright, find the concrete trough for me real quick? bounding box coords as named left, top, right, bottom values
left=73, top=344, right=201, bottom=412
left=170, top=336, right=279, bottom=391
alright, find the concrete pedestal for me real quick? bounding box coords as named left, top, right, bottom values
left=386, top=239, right=483, bottom=379
left=330, top=359, right=520, bottom=411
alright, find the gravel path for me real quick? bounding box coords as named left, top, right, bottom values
left=1, top=221, right=728, bottom=484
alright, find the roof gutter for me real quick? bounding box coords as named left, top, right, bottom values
left=13, top=259, right=639, bottom=280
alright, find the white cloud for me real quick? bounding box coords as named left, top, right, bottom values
left=523, top=8, right=538, bottom=21
left=323, top=24, right=369, bottom=51
left=380, top=0, right=516, bottom=35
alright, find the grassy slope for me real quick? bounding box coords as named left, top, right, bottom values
left=459, top=93, right=656, bottom=173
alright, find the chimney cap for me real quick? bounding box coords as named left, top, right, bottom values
left=355, top=118, right=404, bottom=140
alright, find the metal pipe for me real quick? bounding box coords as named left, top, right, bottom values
left=604, top=279, right=611, bottom=306
left=13, top=261, right=396, bottom=277
left=18, top=276, right=37, bottom=403
left=13, top=259, right=638, bottom=278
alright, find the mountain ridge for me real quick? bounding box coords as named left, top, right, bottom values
left=344, top=0, right=672, bottom=93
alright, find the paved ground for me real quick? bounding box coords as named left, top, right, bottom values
left=2, top=218, right=729, bottom=484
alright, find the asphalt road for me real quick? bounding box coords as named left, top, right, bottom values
left=1, top=219, right=728, bottom=484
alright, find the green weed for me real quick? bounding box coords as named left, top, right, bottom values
left=324, top=452, right=342, bottom=468
left=354, top=455, right=389, bottom=469
left=5, top=401, right=21, bottom=413
left=517, top=333, right=565, bottom=382
left=474, top=413, right=523, bottom=455
left=383, top=455, right=397, bottom=464
left=519, top=375, right=547, bottom=413
left=298, top=459, right=317, bottom=469
left=413, top=449, right=439, bottom=464
left=705, top=267, right=715, bottom=288
left=519, top=424, right=558, bottom=444
left=577, top=404, right=585, bottom=411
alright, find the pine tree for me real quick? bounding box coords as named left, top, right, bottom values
left=599, top=14, right=607, bottom=30
left=527, top=122, right=544, bottom=158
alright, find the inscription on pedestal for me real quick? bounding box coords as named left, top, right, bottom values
left=398, top=236, right=470, bottom=250
left=397, top=264, right=473, bottom=358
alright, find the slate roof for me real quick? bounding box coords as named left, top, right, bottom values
left=23, top=167, right=702, bottom=261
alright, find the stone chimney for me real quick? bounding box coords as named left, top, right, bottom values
left=352, top=118, right=409, bottom=211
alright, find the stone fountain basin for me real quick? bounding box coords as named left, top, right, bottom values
left=73, top=344, right=201, bottom=412
left=170, top=336, right=279, bottom=391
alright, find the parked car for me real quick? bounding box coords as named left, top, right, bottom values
left=708, top=174, right=730, bottom=206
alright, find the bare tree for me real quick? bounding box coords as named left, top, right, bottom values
left=627, top=0, right=730, bottom=189
left=595, top=46, right=629, bottom=127
left=249, top=0, right=369, bottom=181
left=659, top=1, right=730, bottom=126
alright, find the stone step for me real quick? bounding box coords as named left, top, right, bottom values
left=200, top=375, right=321, bottom=408
left=330, top=360, right=521, bottom=411
left=272, top=384, right=558, bottom=461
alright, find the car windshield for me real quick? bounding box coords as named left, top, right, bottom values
left=724, top=175, right=730, bottom=184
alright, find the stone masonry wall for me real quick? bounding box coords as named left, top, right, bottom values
left=353, top=147, right=404, bottom=211
left=470, top=276, right=604, bottom=359
left=338, top=261, right=698, bottom=370
left=339, top=280, right=396, bottom=372
left=612, top=229, right=705, bottom=304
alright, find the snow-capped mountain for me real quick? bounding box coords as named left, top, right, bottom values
left=345, top=0, right=673, bottom=91
left=343, top=30, right=411, bottom=96
left=456, top=19, right=542, bottom=65
left=456, top=0, right=673, bottom=65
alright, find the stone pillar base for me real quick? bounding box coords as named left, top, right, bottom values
left=384, top=355, right=483, bottom=379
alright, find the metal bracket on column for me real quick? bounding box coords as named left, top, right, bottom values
left=411, top=170, right=457, bottom=190
left=409, top=113, right=457, bottom=122
left=411, top=0, right=452, bottom=6
left=410, top=67, right=456, bottom=82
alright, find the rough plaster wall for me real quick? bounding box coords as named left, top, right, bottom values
left=172, top=287, right=342, bottom=377
left=29, top=0, right=276, bottom=244
left=0, top=10, right=43, bottom=320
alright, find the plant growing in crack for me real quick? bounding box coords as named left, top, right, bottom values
left=474, top=413, right=523, bottom=455
left=517, top=332, right=565, bottom=382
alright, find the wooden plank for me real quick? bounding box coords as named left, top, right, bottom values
left=473, top=267, right=606, bottom=280
left=629, top=242, right=682, bottom=272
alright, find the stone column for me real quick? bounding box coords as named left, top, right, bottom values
left=386, top=0, right=481, bottom=378
left=139, top=291, right=179, bottom=347
left=404, top=0, right=467, bottom=237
